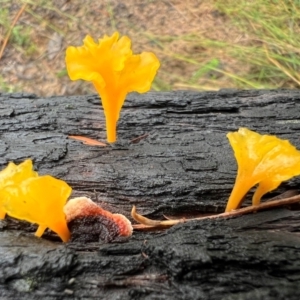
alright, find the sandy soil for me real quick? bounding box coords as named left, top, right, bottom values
left=0, top=0, right=242, bottom=96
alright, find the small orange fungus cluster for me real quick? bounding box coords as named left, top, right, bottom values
left=0, top=159, right=71, bottom=242
left=226, top=128, right=300, bottom=212
left=65, top=32, right=160, bottom=143
left=0, top=159, right=37, bottom=219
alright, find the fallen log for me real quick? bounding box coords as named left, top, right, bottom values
left=1, top=89, right=300, bottom=299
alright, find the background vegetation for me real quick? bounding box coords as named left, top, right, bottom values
left=0, top=0, right=299, bottom=96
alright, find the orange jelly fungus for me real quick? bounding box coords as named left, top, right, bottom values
left=226, top=128, right=300, bottom=212
left=0, top=159, right=37, bottom=219
left=0, top=160, right=72, bottom=242
left=64, top=197, right=133, bottom=237
left=65, top=32, right=160, bottom=143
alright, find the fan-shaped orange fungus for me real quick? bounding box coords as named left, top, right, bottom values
left=65, top=32, right=160, bottom=143
left=225, top=128, right=300, bottom=212
left=0, top=160, right=72, bottom=242
left=0, top=159, right=37, bottom=219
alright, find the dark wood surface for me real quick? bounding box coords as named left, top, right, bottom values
left=1, top=89, right=300, bottom=299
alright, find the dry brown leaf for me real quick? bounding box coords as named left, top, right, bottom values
left=68, top=135, right=107, bottom=147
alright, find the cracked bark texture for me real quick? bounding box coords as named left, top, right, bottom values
left=1, top=89, right=300, bottom=299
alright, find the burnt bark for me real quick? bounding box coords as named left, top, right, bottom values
left=1, top=89, right=300, bottom=299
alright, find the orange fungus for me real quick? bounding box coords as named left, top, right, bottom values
left=0, top=160, right=72, bottom=242
left=225, top=128, right=300, bottom=212
left=0, top=159, right=37, bottom=219
left=65, top=32, right=160, bottom=143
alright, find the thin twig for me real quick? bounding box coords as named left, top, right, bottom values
left=0, top=3, right=28, bottom=61
left=132, top=194, right=300, bottom=230
left=130, top=134, right=149, bottom=144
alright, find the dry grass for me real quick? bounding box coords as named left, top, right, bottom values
left=0, top=0, right=299, bottom=96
